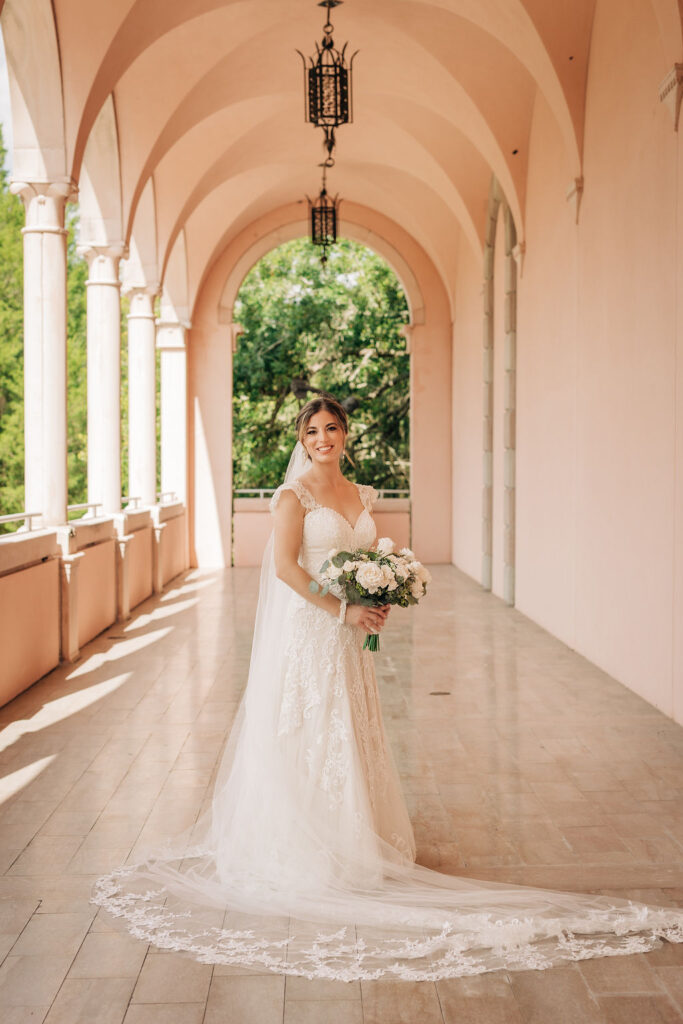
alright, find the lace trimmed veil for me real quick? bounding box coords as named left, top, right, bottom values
left=92, top=442, right=683, bottom=980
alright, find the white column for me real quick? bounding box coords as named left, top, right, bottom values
left=80, top=245, right=124, bottom=514
left=11, top=180, right=74, bottom=528
left=127, top=289, right=157, bottom=506
left=156, top=319, right=188, bottom=504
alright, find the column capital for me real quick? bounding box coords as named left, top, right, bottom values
left=126, top=286, right=158, bottom=320
left=10, top=178, right=78, bottom=232
left=78, top=242, right=127, bottom=287
left=122, top=281, right=160, bottom=298
left=156, top=318, right=190, bottom=350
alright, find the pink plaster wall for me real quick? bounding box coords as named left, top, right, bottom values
left=451, top=236, right=483, bottom=582
left=512, top=0, right=680, bottom=719
left=515, top=90, right=578, bottom=645
left=128, top=526, right=153, bottom=609
left=0, top=559, right=60, bottom=705
left=77, top=539, right=117, bottom=648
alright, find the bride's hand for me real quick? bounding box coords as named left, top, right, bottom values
left=345, top=604, right=390, bottom=634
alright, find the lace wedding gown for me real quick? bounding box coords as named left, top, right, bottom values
left=93, top=475, right=683, bottom=980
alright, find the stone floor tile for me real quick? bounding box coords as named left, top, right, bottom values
left=597, top=994, right=682, bottom=1023
left=283, top=998, right=362, bottom=1024
left=38, top=811, right=100, bottom=837
left=0, top=899, right=40, bottom=934
left=123, top=1006, right=206, bottom=1024
left=361, top=979, right=443, bottom=1024
left=560, top=826, right=631, bottom=858
left=7, top=837, right=82, bottom=877
left=10, top=911, right=93, bottom=957
left=510, top=966, right=603, bottom=1024
left=44, top=977, right=136, bottom=1024
left=68, top=931, right=148, bottom=979
left=608, top=814, right=670, bottom=839
left=0, top=955, right=73, bottom=1007
left=131, top=953, right=212, bottom=1003
left=204, top=975, right=285, bottom=1024
left=654, top=967, right=683, bottom=1010
left=285, top=976, right=361, bottom=1000
left=579, top=955, right=662, bottom=994
left=3, top=1009, right=49, bottom=1024
left=437, top=973, right=525, bottom=1024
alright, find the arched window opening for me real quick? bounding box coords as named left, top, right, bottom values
left=232, top=237, right=410, bottom=494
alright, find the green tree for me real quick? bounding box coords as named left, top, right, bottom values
left=233, top=238, right=410, bottom=491
left=0, top=126, right=25, bottom=528
left=0, top=121, right=130, bottom=530
left=66, top=208, right=88, bottom=508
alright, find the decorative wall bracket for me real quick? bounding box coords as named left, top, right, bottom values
left=566, top=177, right=584, bottom=224
left=511, top=241, right=526, bottom=278
left=659, top=64, right=683, bottom=130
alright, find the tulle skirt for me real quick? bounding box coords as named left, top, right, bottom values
left=93, top=582, right=683, bottom=980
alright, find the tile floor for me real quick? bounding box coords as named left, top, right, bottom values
left=1, top=565, right=683, bottom=1023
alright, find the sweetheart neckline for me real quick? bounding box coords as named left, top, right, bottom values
left=306, top=504, right=370, bottom=532
left=295, top=480, right=369, bottom=532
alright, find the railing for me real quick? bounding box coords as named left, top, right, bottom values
left=158, top=491, right=178, bottom=504
left=122, top=495, right=142, bottom=509
left=0, top=511, right=42, bottom=532
left=67, top=502, right=103, bottom=519
left=233, top=488, right=410, bottom=499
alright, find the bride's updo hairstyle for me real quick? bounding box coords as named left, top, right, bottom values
left=295, top=394, right=348, bottom=451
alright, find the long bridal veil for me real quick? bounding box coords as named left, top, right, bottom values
left=93, top=443, right=683, bottom=980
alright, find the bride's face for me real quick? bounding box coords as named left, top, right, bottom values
left=302, top=410, right=345, bottom=464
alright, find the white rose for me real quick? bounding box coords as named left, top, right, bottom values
left=355, top=562, right=385, bottom=594
left=381, top=564, right=399, bottom=590
left=399, top=547, right=415, bottom=559
left=343, top=560, right=359, bottom=573
left=326, top=564, right=343, bottom=579
left=376, top=537, right=394, bottom=555
left=393, top=559, right=411, bottom=580
left=418, top=564, right=432, bottom=585
left=410, top=580, right=425, bottom=600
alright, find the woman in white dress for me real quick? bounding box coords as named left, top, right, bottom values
left=94, top=395, right=683, bottom=980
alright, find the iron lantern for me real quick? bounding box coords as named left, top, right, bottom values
left=298, top=1, right=356, bottom=133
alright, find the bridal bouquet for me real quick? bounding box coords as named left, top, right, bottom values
left=309, top=537, right=431, bottom=652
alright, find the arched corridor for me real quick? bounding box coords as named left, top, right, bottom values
left=2, top=0, right=683, bottom=1011
left=1, top=569, right=683, bottom=1019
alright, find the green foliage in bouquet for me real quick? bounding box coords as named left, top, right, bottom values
left=309, top=543, right=431, bottom=652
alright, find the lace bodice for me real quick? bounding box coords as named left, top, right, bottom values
left=270, top=479, right=378, bottom=577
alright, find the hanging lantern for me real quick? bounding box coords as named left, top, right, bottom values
left=309, top=166, right=339, bottom=265
left=298, top=1, right=356, bottom=131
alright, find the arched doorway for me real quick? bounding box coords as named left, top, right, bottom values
left=188, top=203, right=452, bottom=569
left=230, top=237, right=411, bottom=566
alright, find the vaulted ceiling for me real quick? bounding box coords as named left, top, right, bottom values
left=1, top=0, right=680, bottom=316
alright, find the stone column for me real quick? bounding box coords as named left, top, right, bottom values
left=11, top=180, right=75, bottom=527
left=127, top=288, right=158, bottom=506
left=80, top=244, right=125, bottom=514
left=156, top=319, right=188, bottom=504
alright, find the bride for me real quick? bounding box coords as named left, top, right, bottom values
left=94, top=394, right=683, bottom=980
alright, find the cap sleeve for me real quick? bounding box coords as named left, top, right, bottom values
left=356, top=484, right=379, bottom=511
left=269, top=479, right=318, bottom=514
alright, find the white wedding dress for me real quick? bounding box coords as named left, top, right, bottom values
left=93, top=455, right=683, bottom=980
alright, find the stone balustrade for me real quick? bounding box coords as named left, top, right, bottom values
left=0, top=503, right=189, bottom=707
